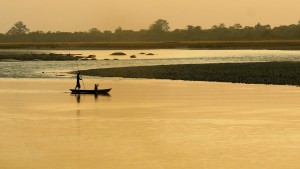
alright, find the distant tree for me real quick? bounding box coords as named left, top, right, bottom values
left=253, top=23, right=272, bottom=39
left=149, top=19, right=170, bottom=32
left=186, top=25, right=202, bottom=32
left=103, top=30, right=112, bottom=34
left=218, top=23, right=226, bottom=29
left=4, top=20, right=300, bottom=42
left=6, top=21, right=29, bottom=35
left=186, top=25, right=194, bottom=32
left=114, top=27, right=122, bottom=34
left=114, top=27, right=123, bottom=40
left=89, top=28, right=101, bottom=34
left=255, top=23, right=271, bottom=30
left=29, top=31, right=44, bottom=34
left=211, top=25, right=219, bottom=29
left=211, top=23, right=227, bottom=29
left=255, top=23, right=262, bottom=29
left=185, top=25, right=202, bottom=40
left=194, top=26, right=202, bottom=31
left=229, top=23, right=243, bottom=29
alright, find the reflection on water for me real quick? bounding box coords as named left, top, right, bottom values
left=74, top=93, right=111, bottom=103
left=76, top=94, right=81, bottom=103
left=76, top=109, right=81, bottom=135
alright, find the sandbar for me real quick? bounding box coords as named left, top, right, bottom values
left=79, top=62, right=300, bottom=86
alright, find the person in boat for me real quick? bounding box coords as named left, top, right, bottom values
left=94, top=84, right=99, bottom=95
left=94, top=84, right=99, bottom=91
left=75, top=71, right=82, bottom=90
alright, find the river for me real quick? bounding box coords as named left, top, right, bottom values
left=1, top=49, right=300, bottom=78
left=1, top=50, right=300, bottom=169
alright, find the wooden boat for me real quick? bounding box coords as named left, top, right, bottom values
left=70, top=88, right=111, bottom=94
left=72, top=63, right=112, bottom=94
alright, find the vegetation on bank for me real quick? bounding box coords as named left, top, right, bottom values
left=0, top=53, right=81, bottom=61
left=1, top=20, right=300, bottom=43
left=79, top=62, right=300, bottom=86
left=1, top=41, right=300, bottom=50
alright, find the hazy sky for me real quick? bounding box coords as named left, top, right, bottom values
left=0, top=0, right=299, bottom=33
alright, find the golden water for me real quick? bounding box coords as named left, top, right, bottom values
left=1, top=79, right=300, bottom=169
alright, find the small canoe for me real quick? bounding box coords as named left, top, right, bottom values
left=70, top=88, right=111, bottom=94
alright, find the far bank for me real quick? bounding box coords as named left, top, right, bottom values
left=1, top=41, right=300, bottom=50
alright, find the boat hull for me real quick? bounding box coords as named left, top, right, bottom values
left=70, top=88, right=111, bottom=94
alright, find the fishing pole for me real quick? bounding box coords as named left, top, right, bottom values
left=76, top=59, right=86, bottom=90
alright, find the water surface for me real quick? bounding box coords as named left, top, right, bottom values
left=1, top=79, right=300, bottom=169
left=1, top=49, right=300, bottom=78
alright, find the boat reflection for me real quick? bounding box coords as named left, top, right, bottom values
left=76, top=94, right=80, bottom=103
left=74, top=93, right=111, bottom=103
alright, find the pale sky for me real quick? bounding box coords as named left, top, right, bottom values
left=0, top=0, right=299, bottom=33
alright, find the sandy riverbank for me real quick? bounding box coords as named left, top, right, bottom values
left=79, top=62, right=300, bottom=86
left=1, top=78, right=300, bottom=169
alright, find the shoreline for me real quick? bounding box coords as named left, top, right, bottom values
left=0, top=51, right=96, bottom=61
left=1, top=41, right=300, bottom=50
left=78, top=62, right=300, bottom=86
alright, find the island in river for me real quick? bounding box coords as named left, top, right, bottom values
left=78, top=62, right=300, bottom=86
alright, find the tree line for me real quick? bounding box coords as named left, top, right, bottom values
left=1, top=19, right=300, bottom=42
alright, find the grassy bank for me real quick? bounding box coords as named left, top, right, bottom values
left=79, top=62, right=300, bottom=86
left=1, top=41, right=300, bottom=49
left=0, top=53, right=81, bottom=61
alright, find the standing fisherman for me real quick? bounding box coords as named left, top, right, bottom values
left=75, top=71, right=82, bottom=90
left=94, top=84, right=99, bottom=94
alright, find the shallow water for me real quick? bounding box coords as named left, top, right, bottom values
left=1, top=49, right=300, bottom=78
left=1, top=79, right=300, bottom=169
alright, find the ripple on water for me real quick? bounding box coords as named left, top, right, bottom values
left=1, top=49, right=300, bottom=78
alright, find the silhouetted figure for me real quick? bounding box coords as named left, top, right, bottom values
left=94, top=84, right=99, bottom=94
left=75, top=71, right=82, bottom=90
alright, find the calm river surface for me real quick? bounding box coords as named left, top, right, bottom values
left=1, top=50, right=300, bottom=169
left=1, top=79, right=300, bottom=169
left=1, top=49, right=300, bottom=78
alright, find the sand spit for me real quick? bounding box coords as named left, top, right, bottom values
left=79, top=62, right=300, bottom=86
